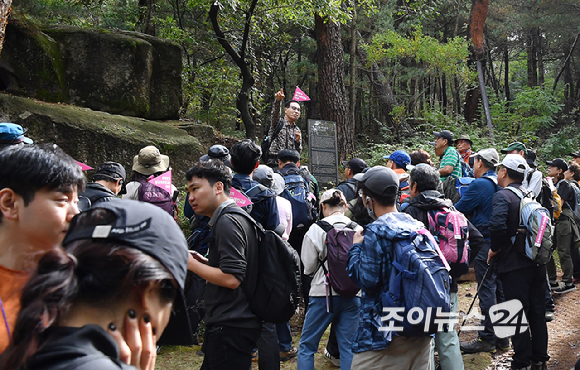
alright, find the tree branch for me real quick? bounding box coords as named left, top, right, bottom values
left=552, top=32, right=580, bottom=92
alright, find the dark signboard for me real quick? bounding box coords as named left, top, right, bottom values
left=308, top=119, right=338, bottom=186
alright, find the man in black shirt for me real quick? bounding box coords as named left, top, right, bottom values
left=186, top=160, right=262, bottom=370
left=337, top=158, right=368, bottom=201
left=546, top=158, right=577, bottom=294
left=78, top=162, right=126, bottom=211
left=488, top=154, right=549, bottom=370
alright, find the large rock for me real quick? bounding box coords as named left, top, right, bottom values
left=0, top=17, right=182, bottom=120
left=0, top=93, right=209, bottom=186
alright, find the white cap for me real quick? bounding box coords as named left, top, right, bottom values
left=499, top=154, right=528, bottom=174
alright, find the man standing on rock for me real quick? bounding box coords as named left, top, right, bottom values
left=266, top=89, right=302, bottom=167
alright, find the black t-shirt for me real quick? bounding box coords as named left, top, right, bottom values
left=556, top=179, right=576, bottom=210
left=204, top=203, right=261, bottom=329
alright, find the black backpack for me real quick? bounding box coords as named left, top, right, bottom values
left=260, top=120, right=284, bottom=163
left=220, top=207, right=301, bottom=323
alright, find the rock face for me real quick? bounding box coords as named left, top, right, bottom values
left=0, top=93, right=211, bottom=186
left=0, top=17, right=182, bottom=120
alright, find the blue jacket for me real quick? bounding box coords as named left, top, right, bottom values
left=347, top=212, right=425, bottom=353
left=455, top=170, right=498, bottom=238
left=232, top=174, right=280, bottom=231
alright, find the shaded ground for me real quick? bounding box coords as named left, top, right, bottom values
left=157, top=281, right=580, bottom=369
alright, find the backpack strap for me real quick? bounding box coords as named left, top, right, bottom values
left=316, top=220, right=334, bottom=233
left=526, top=168, right=535, bottom=184
left=245, top=183, right=270, bottom=199
left=271, top=120, right=285, bottom=142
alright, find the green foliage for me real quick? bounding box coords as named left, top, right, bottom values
left=490, top=86, right=563, bottom=136
left=365, top=26, right=473, bottom=84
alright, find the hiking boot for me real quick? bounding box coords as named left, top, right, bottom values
left=496, top=337, right=510, bottom=351
left=545, top=311, right=555, bottom=322
left=549, top=282, right=560, bottom=291
left=553, top=283, right=576, bottom=294
left=280, top=347, right=298, bottom=362
left=251, top=350, right=258, bottom=362
left=324, top=348, right=341, bottom=367
left=460, top=337, right=496, bottom=353
left=531, top=361, right=547, bottom=370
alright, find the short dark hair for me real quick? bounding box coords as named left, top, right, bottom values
left=504, top=167, right=525, bottom=182
left=409, top=165, right=440, bottom=193
left=359, top=182, right=396, bottom=207
left=230, top=139, right=261, bottom=175
left=410, top=150, right=431, bottom=166
left=568, top=163, right=580, bottom=181
left=186, top=159, right=232, bottom=195
left=478, top=157, right=496, bottom=170
left=0, top=144, right=86, bottom=223
left=277, top=149, right=300, bottom=164
left=285, top=100, right=300, bottom=108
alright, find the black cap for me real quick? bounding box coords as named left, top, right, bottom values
left=278, top=149, right=300, bottom=162
left=341, top=158, right=368, bottom=175
left=94, top=162, right=126, bottom=182
left=63, top=200, right=193, bottom=346
left=570, top=150, right=580, bottom=158
left=200, top=145, right=231, bottom=168
left=353, top=166, right=399, bottom=197
left=526, top=150, right=537, bottom=168
left=546, top=158, right=568, bottom=172
left=433, top=130, right=454, bottom=143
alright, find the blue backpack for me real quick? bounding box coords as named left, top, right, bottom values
left=381, top=228, right=451, bottom=337
left=280, top=173, right=317, bottom=230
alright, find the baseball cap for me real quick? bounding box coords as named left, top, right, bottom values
left=432, top=130, right=454, bottom=142
left=278, top=149, right=300, bottom=163
left=455, top=134, right=472, bottom=145
left=253, top=164, right=274, bottom=188
left=526, top=150, right=538, bottom=168
left=94, top=162, right=126, bottom=182
left=63, top=200, right=193, bottom=346
left=383, top=150, right=411, bottom=170
left=320, top=188, right=348, bottom=205
left=353, top=166, right=399, bottom=197
left=341, top=158, right=368, bottom=175
left=501, top=142, right=527, bottom=154
left=471, top=148, right=499, bottom=167
left=499, top=154, right=528, bottom=174
left=546, top=158, right=568, bottom=172
left=0, top=123, right=33, bottom=145
left=570, top=150, right=580, bottom=158
left=200, top=145, right=232, bottom=168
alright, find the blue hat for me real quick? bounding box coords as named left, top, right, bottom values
left=0, top=123, right=33, bottom=145
left=383, top=150, right=411, bottom=170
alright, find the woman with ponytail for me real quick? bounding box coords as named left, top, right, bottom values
left=297, top=189, right=362, bottom=370
left=0, top=200, right=191, bottom=370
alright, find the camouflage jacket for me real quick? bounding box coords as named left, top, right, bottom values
left=268, top=99, right=302, bottom=158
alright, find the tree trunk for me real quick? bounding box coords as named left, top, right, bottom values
left=504, top=44, right=511, bottom=105
left=355, top=32, right=397, bottom=129
left=139, top=0, right=156, bottom=36
left=536, top=30, right=544, bottom=86
left=349, top=3, right=357, bottom=139
left=208, top=1, right=257, bottom=140
left=315, top=14, right=352, bottom=160
left=0, top=0, right=11, bottom=58
left=526, top=28, right=538, bottom=87
left=464, top=0, right=489, bottom=124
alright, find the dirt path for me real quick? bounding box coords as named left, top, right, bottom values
left=157, top=282, right=580, bottom=369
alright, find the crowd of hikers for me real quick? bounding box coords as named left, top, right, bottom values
left=1, top=93, right=580, bottom=370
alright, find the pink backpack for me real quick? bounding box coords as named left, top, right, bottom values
left=427, top=207, right=469, bottom=264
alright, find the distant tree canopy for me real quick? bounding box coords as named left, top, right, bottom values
left=11, top=0, right=580, bottom=160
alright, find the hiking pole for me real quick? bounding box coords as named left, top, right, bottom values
left=457, top=256, right=496, bottom=336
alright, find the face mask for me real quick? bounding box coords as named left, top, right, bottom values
left=365, top=196, right=377, bottom=221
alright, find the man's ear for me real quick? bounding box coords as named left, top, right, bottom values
left=214, top=181, right=224, bottom=195
left=0, top=188, right=20, bottom=221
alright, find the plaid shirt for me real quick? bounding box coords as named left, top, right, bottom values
left=347, top=212, right=425, bottom=353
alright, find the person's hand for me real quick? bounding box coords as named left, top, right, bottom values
left=353, top=229, right=364, bottom=244
left=107, top=310, right=157, bottom=370
left=275, top=88, right=284, bottom=101
left=190, top=250, right=208, bottom=265
left=294, top=128, right=301, bottom=142
left=487, top=249, right=499, bottom=263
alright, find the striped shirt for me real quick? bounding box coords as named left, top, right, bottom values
left=439, top=146, right=461, bottom=181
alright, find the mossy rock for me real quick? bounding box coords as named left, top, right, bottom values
left=0, top=93, right=204, bottom=185
left=0, top=16, right=182, bottom=120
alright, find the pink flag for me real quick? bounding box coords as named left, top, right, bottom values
left=148, top=170, right=172, bottom=193
left=292, top=86, right=310, bottom=101
left=230, top=187, right=253, bottom=208
left=75, top=160, right=93, bottom=171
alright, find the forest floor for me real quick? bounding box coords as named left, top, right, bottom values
left=157, top=279, right=580, bottom=370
